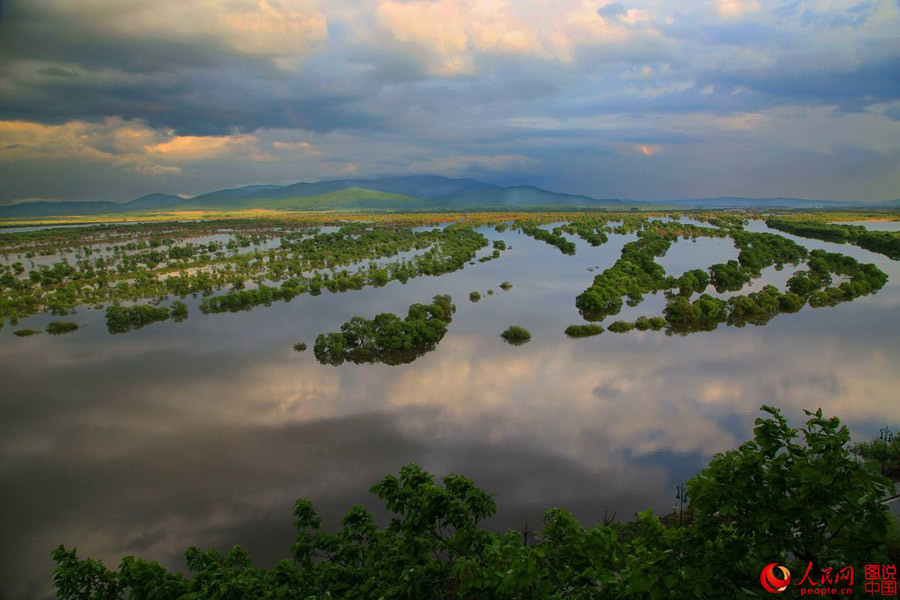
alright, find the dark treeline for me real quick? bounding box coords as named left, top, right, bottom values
left=313, top=295, right=455, bottom=366
left=51, top=407, right=897, bottom=599
left=766, top=219, right=900, bottom=260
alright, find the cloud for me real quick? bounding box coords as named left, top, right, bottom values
left=376, top=0, right=474, bottom=74
left=373, top=0, right=662, bottom=73
left=715, top=0, right=761, bottom=19
left=22, top=0, right=329, bottom=60
left=374, top=0, right=572, bottom=74
left=404, top=153, right=539, bottom=174
left=597, top=3, right=628, bottom=20
left=0, top=118, right=272, bottom=175
left=633, top=143, right=662, bottom=156
left=133, top=164, right=183, bottom=175
left=0, top=0, right=898, bottom=202
left=146, top=133, right=273, bottom=162
left=272, top=140, right=323, bottom=155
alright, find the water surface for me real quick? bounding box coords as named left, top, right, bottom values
left=2, top=221, right=899, bottom=598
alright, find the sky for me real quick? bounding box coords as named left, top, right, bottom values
left=0, top=0, right=898, bottom=204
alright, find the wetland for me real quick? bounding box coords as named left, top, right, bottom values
left=2, top=211, right=900, bottom=597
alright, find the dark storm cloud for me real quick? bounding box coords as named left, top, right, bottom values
left=1, top=58, right=388, bottom=136
left=0, top=2, right=237, bottom=73
left=0, top=0, right=373, bottom=135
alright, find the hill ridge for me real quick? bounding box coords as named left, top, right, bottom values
left=1, top=176, right=897, bottom=217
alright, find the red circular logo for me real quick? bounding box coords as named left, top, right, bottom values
left=760, top=563, right=791, bottom=593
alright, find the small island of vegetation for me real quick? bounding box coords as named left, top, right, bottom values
left=12, top=328, right=40, bottom=337
left=500, top=324, right=531, bottom=345
left=314, top=295, right=455, bottom=366
left=105, top=300, right=188, bottom=334
left=564, top=323, right=605, bottom=338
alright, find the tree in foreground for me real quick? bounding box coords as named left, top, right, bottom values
left=52, top=406, right=895, bottom=599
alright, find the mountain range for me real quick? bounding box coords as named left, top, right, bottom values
left=1, top=176, right=897, bottom=217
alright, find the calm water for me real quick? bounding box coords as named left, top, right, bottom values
left=2, top=220, right=900, bottom=598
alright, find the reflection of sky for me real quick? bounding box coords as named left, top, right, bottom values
left=2, top=223, right=900, bottom=598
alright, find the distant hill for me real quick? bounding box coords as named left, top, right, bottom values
left=176, top=176, right=614, bottom=211
left=641, top=197, right=900, bottom=209
left=0, top=176, right=624, bottom=216
left=124, top=193, right=184, bottom=211
left=177, top=187, right=429, bottom=211
left=1, top=176, right=897, bottom=218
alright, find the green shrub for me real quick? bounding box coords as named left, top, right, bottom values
left=607, top=320, right=633, bottom=333
left=500, top=325, right=531, bottom=345
left=564, top=324, right=604, bottom=338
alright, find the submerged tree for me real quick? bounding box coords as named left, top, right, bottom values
left=500, top=325, right=531, bottom=345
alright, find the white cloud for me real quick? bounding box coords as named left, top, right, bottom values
left=714, top=0, right=760, bottom=18
left=373, top=0, right=663, bottom=73
left=272, top=140, right=323, bottom=155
